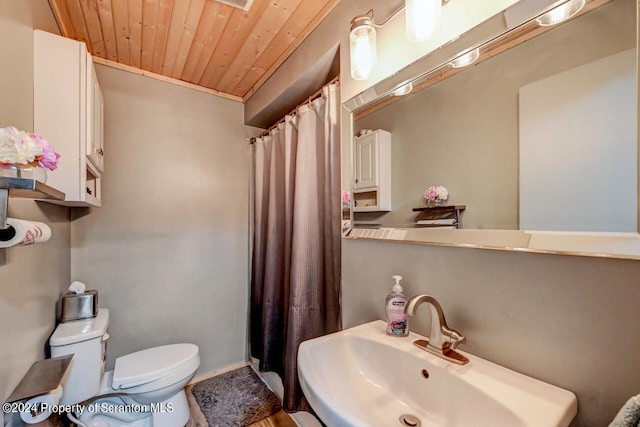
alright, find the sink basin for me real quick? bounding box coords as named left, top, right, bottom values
left=298, top=321, right=577, bottom=427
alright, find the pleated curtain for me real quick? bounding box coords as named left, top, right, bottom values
left=250, top=82, right=341, bottom=412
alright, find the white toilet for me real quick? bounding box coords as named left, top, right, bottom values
left=49, top=308, right=200, bottom=427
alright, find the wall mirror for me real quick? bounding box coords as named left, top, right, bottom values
left=343, top=0, right=640, bottom=259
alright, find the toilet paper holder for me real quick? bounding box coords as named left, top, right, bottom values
left=5, top=355, right=72, bottom=405
left=1, top=186, right=10, bottom=231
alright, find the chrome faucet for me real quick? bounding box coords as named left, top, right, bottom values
left=405, top=294, right=469, bottom=365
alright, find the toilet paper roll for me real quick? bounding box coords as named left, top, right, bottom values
left=19, top=385, right=63, bottom=424
left=0, top=218, right=51, bottom=248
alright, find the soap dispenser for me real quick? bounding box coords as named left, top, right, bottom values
left=385, top=275, right=408, bottom=336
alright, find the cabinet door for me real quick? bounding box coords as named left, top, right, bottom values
left=86, top=60, right=104, bottom=173
left=355, top=134, right=377, bottom=189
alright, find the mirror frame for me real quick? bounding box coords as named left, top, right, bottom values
left=343, top=0, right=640, bottom=260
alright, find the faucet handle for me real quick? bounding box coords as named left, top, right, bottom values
left=448, top=329, right=466, bottom=351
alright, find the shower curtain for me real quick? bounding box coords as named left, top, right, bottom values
left=250, top=82, right=341, bottom=412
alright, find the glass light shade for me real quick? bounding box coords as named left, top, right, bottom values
left=536, top=0, right=585, bottom=26
left=350, top=16, right=377, bottom=80
left=449, top=48, right=480, bottom=68
left=391, top=82, right=413, bottom=96
left=406, top=0, right=442, bottom=42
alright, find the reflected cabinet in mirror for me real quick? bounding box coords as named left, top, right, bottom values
left=344, top=0, right=640, bottom=259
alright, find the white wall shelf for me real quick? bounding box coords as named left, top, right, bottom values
left=413, top=205, right=466, bottom=229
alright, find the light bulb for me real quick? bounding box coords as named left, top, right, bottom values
left=391, top=82, right=413, bottom=96
left=406, top=0, right=442, bottom=42
left=350, top=16, right=377, bottom=80
left=449, top=48, right=480, bottom=68
left=537, top=0, right=586, bottom=26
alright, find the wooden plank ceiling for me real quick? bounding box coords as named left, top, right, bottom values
left=48, top=0, right=340, bottom=101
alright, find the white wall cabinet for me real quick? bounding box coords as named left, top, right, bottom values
left=34, top=30, right=103, bottom=207
left=353, top=130, right=391, bottom=212
left=87, top=63, right=104, bottom=174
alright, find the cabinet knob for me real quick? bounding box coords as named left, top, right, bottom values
left=97, top=148, right=104, bottom=156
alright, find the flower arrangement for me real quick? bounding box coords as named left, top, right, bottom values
left=341, top=190, right=351, bottom=206
left=424, top=185, right=449, bottom=204
left=0, top=126, right=60, bottom=171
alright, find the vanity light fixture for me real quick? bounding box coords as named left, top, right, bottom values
left=350, top=0, right=451, bottom=80
left=406, top=0, right=443, bottom=42
left=448, top=47, right=480, bottom=68
left=350, top=14, right=377, bottom=81
left=391, top=81, right=414, bottom=96
left=536, top=0, right=586, bottom=26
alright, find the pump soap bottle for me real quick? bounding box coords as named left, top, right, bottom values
left=385, top=275, right=408, bottom=336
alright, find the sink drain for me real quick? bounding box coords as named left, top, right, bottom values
left=399, top=414, right=421, bottom=426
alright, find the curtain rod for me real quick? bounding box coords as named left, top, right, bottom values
left=248, top=76, right=339, bottom=143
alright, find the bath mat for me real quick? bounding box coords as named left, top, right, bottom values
left=190, top=366, right=282, bottom=427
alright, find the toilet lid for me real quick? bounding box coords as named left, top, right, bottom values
left=112, top=343, right=199, bottom=389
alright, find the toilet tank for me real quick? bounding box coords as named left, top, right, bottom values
left=50, top=308, right=109, bottom=405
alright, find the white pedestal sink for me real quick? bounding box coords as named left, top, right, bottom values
left=298, top=321, right=577, bottom=427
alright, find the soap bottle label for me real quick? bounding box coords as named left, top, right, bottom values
left=387, top=297, right=408, bottom=335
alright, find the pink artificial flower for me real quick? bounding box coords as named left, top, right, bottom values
left=342, top=191, right=351, bottom=205
left=29, top=133, right=46, bottom=145
left=424, top=186, right=438, bottom=201
left=31, top=133, right=60, bottom=171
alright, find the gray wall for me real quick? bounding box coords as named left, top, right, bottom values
left=354, top=0, right=635, bottom=229
left=0, top=0, right=70, bottom=415
left=342, top=238, right=640, bottom=427
left=70, top=65, right=251, bottom=374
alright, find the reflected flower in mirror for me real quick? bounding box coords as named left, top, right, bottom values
left=342, top=190, right=351, bottom=207
left=424, top=185, right=449, bottom=206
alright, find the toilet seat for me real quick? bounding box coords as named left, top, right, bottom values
left=112, top=343, right=199, bottom=390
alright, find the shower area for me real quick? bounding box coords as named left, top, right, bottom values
left=248, top=78, right=341, bottom=413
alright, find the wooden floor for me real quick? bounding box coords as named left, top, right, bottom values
left=248, top=410, right=298, bottom=427
left=185, top=384, right=297, bottom=427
